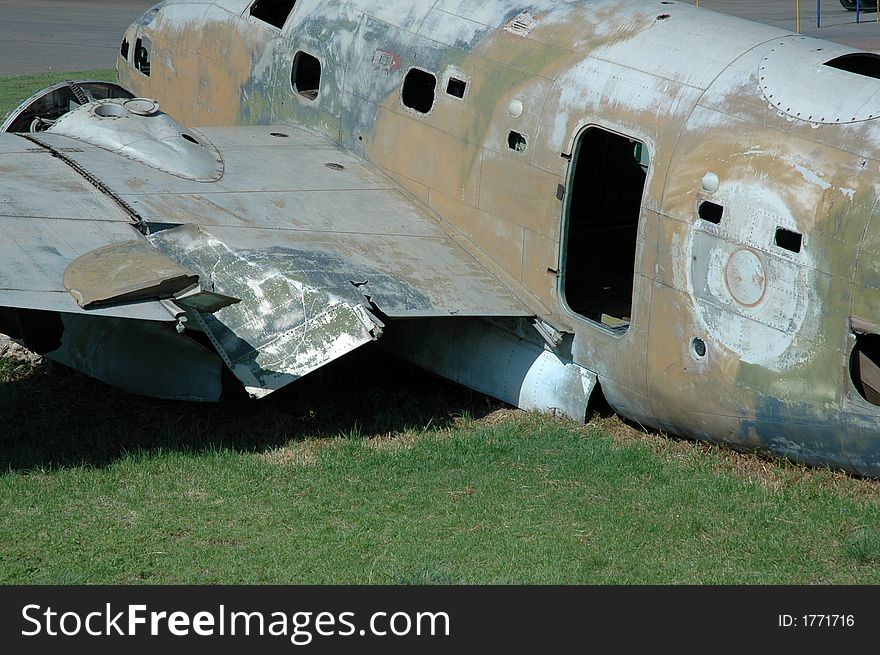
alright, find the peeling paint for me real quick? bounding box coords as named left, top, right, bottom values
left=148, top=224, right=381, bottom=397
left=4, top=0, right=880, bottom=474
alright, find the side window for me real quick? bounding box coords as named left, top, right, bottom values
left=292, top=51, right=321, bottom=100
left=507, top=131, right=527, bottom=153
left=775, top=227, right=802, bottom=253
left=561, top=126, right=649, bottom=331
left=402, top=68, right=436, bottom=114
left=445, top=77, right=467, bottom=99
left=249, top=0, right=297, bottom=29
left=698, top=201, right=723, bottom=224
left=134, top=36, right=152, bottom=76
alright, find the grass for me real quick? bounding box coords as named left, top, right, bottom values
left=0, top=69, right=116, bottom=118
left=1, top=345, right=879, bottom=584
left=1, top=71, right=879, bottom=584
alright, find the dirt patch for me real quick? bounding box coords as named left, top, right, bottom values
left=0, top=335, right=41, bottom=365
left=259, top=439, right=326, bottom=467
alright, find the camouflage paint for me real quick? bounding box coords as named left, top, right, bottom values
left=49, top=0, right=880, bottom=473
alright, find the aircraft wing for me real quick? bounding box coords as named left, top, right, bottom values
left=0, top=134, right=177, bottom=322
left=0, top=118, right=529, bottom=398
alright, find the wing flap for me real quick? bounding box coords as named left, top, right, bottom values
left=150, top=224, right=382, bottom=398
left=64, top=239, right=198, bottom=308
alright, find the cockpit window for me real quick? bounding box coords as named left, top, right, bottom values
left=249, top=0, right=297, bottom=29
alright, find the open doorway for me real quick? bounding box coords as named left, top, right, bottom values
left=561, top=126, right=648, bottom=331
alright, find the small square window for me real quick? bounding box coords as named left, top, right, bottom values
left=508, top=131, right=527, bottom=153
left=775, top=227, right=802, bottom=253
left=446, top=77, right=467, bottom=99
left=698, top=201, right=723, bottom=224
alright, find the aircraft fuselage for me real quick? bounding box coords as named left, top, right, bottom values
left=106, top=0, right=880, bottom=475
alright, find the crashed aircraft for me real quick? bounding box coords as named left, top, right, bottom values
left=2, top=0, right=880, bottom=475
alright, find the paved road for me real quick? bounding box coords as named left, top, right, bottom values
left=702, top=0, right=880, bottom=51
left=0, top=0, right=154, bottom=75
left=0, top=0, right=878, bottom=76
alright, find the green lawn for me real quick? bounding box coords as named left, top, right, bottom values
left=1, top=345, right=878, bottom=584
left=1, top=71, right=879, bottom=584
left=0, top=70, right=116, bottom=118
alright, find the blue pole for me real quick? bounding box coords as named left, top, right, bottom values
left=817, top=0, right=820, bottom=28
left=857, top=0, right=861, bottom=24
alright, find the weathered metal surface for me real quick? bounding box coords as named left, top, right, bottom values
left=148, top=224, right=382, bottom=398
left=0, top=132, right=171, bottom=321
left=46, top=313, right=224, bottom=402
left=63, top=239, right=198, bottom=308
left=1, top=105, right=531, bottom=402
left=47, top=98, right=224, bottom=181
left=0, top=290, right=172, bottom=322
left=27, top=126, right=530, bottom=318
left=5, top=0, right=880, bottom=473
left=386, top=317, right=597, bottom=422
left=759, top=36, right=880, bottom=124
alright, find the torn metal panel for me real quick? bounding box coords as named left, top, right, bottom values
left=5, top=0, right=880, bottom=476
left=0, top=131, right=178, bottom=321
left=172, top=283, right=241, bottom=314
left=148, top=224, right=382, bottom=398
left=385, top=317, right=597, bottom=422
left=194, top=225, right=527, bottom=318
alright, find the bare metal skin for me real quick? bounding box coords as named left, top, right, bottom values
left=3, top=0, right=880, bottom=475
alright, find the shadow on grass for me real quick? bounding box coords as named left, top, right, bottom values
left=0, top=344, right=503, bottom=472
left=844, top=528, right=880, bottom=566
